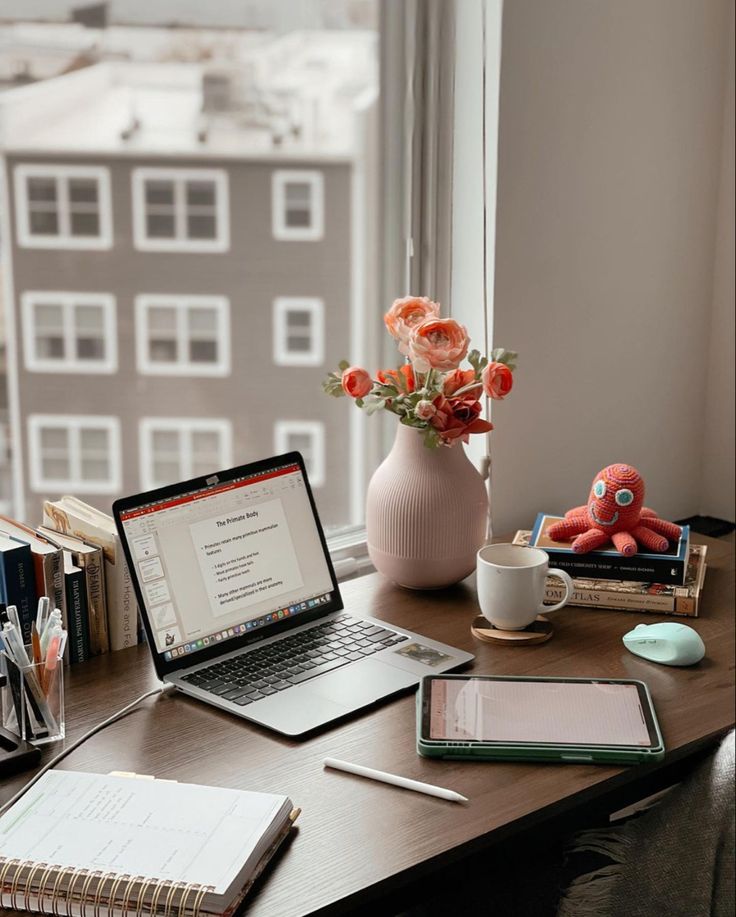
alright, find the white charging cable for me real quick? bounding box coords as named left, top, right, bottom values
left=0, top=682, right=176, bottom=816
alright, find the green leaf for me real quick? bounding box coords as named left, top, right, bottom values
left=491, top=348, right=519, bottom=371
left=338, top=359, right=350, bottom=372
left=422, top=427, right=441, bottom=449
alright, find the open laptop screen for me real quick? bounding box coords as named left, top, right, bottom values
left=116, top=459, right=337, bottom=668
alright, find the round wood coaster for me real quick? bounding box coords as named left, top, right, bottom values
left=470, top=615, right=553, bottom=645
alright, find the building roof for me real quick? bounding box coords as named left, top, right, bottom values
left=0, top=30, right=377, bottom=161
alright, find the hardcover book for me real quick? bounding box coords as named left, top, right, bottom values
left=0, top=534, right=38, bottom=643
left=43, top=497, right=138, bottom=651
left=530, top=513, right=690, bottom=585
left=513, top=531, right=707, bottom=617
left=37, top=526, right=109, bottom=656
left=0, top=517, right=66, bottom=625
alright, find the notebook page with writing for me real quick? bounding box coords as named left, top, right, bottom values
left=0, top=771, right=291, bottom=897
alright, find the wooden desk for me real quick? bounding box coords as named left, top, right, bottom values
left=2, top=535, right=733, bottom=916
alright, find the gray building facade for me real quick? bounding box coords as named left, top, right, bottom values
left=3, top=151, right=356, bottom=528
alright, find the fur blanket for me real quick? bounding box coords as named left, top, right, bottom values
left=557, top=730, right=735, bottom=917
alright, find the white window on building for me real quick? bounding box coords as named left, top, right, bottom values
left=135, top=295, right=230, bottom=376
left=28, top=415, right=121, bottom=494
left=274, top=421, right=325, bottom=487
left=272, top=171, right=324, bottom=241
left=132, top=168, right=229, bottom=252
left=21, top=292, right=117, bottom=373
left=273, top=297, right=324, bottom=366
left=14, top=164, right=112, bottom=249
left=140, top=418, right=233, bottom=490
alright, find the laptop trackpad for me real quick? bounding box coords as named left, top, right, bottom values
left=306, top=658, right=418, bottom=706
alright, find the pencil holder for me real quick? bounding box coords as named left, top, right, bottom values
left=0, top=647, right=65, bottom=746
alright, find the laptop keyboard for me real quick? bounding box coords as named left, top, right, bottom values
left=179, top=614, right=409, bottom=707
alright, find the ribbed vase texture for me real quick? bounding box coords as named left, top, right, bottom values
left=366, top=424, right=489, bottom=589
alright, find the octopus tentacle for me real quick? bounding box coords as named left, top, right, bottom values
left=631, top=525, right=669, bottom=553
left=640, top=507, right=657, bottom=518
left=612, top=531, right=637, bottom=556
left=548, top=515, right=589, bottom=540
left=565, top=505, right=589, bottom=519
left=639, top=516, right=682, bottom=541
left=572, top=529, right=610, bottom=553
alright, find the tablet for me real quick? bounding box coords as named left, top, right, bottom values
left=417, top=675, right=665, bottom=764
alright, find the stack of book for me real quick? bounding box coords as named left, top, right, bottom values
left=0, top=497, right=139, bottom=663
left=515, top=513, right=707, bottom=617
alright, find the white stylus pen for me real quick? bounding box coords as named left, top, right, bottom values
left=324, top=757, right=468, bottom=804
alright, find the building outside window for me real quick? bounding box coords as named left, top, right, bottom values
left=132, top=168, right=230, bottom=252
left=27, top=415, right=121, bottom=493
left=135, top=295, right=230, bottom=376
left=273, top=297, right=324, bottom=367
left=272, top=171, right=324, bottom=241
left=14, top=164, right=112, bottom=249
left=274, top=421, right=325, bottom=488
left=140, top=418, right=233, bottom=491
left=22, top=292, right=117, bottom=373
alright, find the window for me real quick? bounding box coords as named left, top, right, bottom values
left=274, top=421, right=325, bottom=487
left=273, top=297, right=324, bottom=366
left=21, top=292, right=117, bottom=373
left=135, top=295, right=230, bottom=376
left=14, top=164, right=112, bottom=249
left=132, top=168, right=229, bottom=252
left=272, top=171, right=324, bottom=241
left=140, top=418, right=233, bottom=490
left=28, top=415, right=121, bottom=493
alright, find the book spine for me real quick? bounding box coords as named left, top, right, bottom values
left=107, top=557, right=138, bottom=651
left=65, top=568, right=90, bottom=664
left=0, top=546, right=37, bottom=643
left=543, top=582, right=697, bottom=616
left=542, top=551, right=686, bottom=585
left=84, top=552, right=109, bottom=656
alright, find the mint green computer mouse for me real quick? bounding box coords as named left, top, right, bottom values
left=622, top=622, right=705, bottom=666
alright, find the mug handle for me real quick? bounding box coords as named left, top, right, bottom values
left=537, top=568, right=575, bottom=613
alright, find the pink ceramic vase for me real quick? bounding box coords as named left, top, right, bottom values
left=366, top=423, right=489, bottom=589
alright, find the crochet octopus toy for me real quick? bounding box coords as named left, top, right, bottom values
left=548, top=464, right=682, bottom=557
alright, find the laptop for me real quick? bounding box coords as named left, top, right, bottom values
left=113, top=453, right=473, bottom=736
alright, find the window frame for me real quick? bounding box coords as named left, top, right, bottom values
left=273, top=296, right=325, bottom=367
left=132, top=167, right=230, bottom=253
left=274, top=420, right=325, bottom=488
left=27, top=414, right=121, bottom=494
left=139, top=417, right=233, bottom=492
left=135, top=294, right=230, bottom=377
left=272, top=170, right=325, bottom=241
left=14, top=163, right=113, bottom=250
left=21, top=290, right=117, bottom=374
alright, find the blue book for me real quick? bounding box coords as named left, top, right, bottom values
left=530, top=513, right=690, bottom=586
left=0, top=533, right=38, bottom=643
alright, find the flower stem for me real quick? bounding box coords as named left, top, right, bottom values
left=451, top=381, right=484, bottom=398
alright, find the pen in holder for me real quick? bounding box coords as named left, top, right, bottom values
left=1, top=647, right=65, bottom=745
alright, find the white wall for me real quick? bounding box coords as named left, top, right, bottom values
left=701, top=8, right=735, bottom=522
left=490, top=0, right=734, bottom=534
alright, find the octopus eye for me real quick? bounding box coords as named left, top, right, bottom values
left=593, top=480, right=606, bottom=499
left=615, top=489, right=634, bottom=506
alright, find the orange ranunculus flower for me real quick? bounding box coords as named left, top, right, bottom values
left=408, top=318, right=470, bottom=373
left=481, top=361, right=513, bottom=400
left=443, top=368, right=477, bottom=397
left=376, top=364, right=416, bottom=393
left=341, top=366, right=372, bottom=398
left=430, top=395, right=493, bottom=445
left=384, top=296, right=440, bottom=355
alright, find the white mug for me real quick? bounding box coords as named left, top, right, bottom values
left=476, top=543, right=574, bottom=631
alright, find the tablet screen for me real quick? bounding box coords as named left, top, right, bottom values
left=426, top=677, right=656, bottom=747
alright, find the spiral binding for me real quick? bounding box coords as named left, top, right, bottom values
left=0, top=860, right=212, bottom=915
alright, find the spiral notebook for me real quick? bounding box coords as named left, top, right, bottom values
left=0, top=770, right=298, bottom=916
